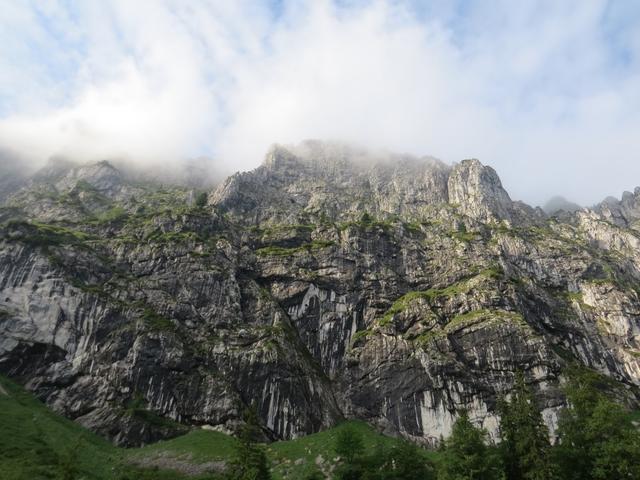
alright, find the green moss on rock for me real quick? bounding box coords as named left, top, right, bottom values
left=142, top=308, right=176, bottom=332
left=5, top=220, right=93, bottom=247
left=445, top=309, right=526, bottom=332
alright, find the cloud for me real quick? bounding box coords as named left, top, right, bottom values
left=0, top=0, right=639, bottom=205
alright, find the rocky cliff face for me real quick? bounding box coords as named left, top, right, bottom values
left=1, top=142, right=640, bottom=446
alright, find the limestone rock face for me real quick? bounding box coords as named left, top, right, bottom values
left=447, top=159, right=512, bottom=222
left=1, top=142, right=639, bottom=447
left=593, top=187, right=640, bottom=230
left=211, top=142, right=452, bottom=225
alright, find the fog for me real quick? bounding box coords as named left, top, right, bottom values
left=1, top=1, right=639, bottom=206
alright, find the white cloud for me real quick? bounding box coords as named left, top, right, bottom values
left=0, top=0, right=639, bottom=205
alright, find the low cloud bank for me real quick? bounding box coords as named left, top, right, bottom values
left=0, top=1, right=639, bottom=205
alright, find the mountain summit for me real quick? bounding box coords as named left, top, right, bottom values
left=1, top=143, right=639, bottom=447
left=213, top=142, right=539, bottom=226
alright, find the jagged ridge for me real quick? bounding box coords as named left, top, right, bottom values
left=1, top=142, right=640, bottom=447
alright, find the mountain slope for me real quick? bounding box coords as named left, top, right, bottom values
left=1, top=142, right=640, bottom=448
left=0, top=374, right=427, bottom=480
left=0, top=374, right=198, bottom=479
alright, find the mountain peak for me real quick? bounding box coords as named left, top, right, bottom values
left=543, top=196, right=582, bottom=215
left=213, top=144, right=532, bottom=226
left=594, top=187, right=640, bottom=228
left=447, top=158, right=513, bottom=221
left=52, top=160, right=124, bottom=196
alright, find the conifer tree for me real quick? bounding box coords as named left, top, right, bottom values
left=439, top=410, right=502, bottom=480
left=499, top=372, right=553, bottom=480
left=227, top=407, right=271, bottom=480
left=383, top=442, right=435, bottom=480
left=554, top=368, right=640, bottom=480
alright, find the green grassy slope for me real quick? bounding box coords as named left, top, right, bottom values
left=0, top=376, right=436, bottom=479
left=267, top=421, right=438, bottom=479
left=131, top=430, right=238, bottom=464
left=0, top=376, right=220, bottom=479
left=0, top=375, right=120, bottom=480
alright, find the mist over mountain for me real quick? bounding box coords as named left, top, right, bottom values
left=2, top=1, right=640, bottom=206
left=542, top=196, right=582, bottom=215
left=2, top=1, right=640, bottom=477
left=1, top=141, right=640, bottom=460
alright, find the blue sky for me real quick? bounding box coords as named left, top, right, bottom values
left=1, top=0, right=639, bottom=205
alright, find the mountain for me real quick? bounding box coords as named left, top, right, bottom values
left=0, top=152, right=27, bottom=204
left=1, top=141, right=639, bottom=448
left=542, top=196, right=582, bottom=215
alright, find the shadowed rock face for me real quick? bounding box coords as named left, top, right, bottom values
left=1, top=142, right=640, bottom=446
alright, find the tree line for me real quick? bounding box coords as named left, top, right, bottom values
left=229, top=368, right=640, bottom=480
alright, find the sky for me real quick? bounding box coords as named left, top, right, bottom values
left=0, top=0, right=639, bottom=206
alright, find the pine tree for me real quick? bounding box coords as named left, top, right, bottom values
left=226, top=407, right=271, bottom=480
left=382, top=442, right=435, bottom=480
left=499, top=372, right=553, bottom=480
left=439, top=410, right=503, bottom=480
left=553, top=367, right=640, bottom=480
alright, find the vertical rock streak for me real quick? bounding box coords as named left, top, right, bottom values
left=1, top=143, right=639, bottom=446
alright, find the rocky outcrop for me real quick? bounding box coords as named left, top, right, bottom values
left=447, top=159, right=513, bottom=222
left=593, top=187, right=640, bottom=230
left=1, top=142, right=639, bottom=447
left=211, top=142, right=451, bottom=225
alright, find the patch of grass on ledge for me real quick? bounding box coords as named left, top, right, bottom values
left=250, top=223, right=315, bottom=235
left=378, top=268, right=504, bottom=326
left=89, top=206, right=129, bottom=225
left=445, top=308, right=525, bottom=332
left=449, top=229, right=479, bottom=242
left=4, top=220, right=94, bottom=247
left=142, top=308, right=177, bottom=332
left=379, top=291, right=433, bottom=326
left=446, top=223, right=479, bottom=243
left=350, top=328, right=372, bottom=346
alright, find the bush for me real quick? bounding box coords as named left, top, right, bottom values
left=335, top=426, right=364, bottom=463
left=195, top=192, right=208, bottom=208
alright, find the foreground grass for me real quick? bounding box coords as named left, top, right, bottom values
left=131, top=429, right=238, bottom=464
left=0, top=376, right=220, bottom=479
left=267, top=421, right=439, bottom=479
left=0, top=375, right=120, bottom=480
left=0, top=376, right=437, bottom=479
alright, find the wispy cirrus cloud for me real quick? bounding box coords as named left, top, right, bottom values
left=0, top=0, right=639, bottom=204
